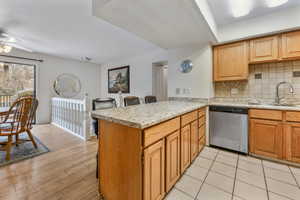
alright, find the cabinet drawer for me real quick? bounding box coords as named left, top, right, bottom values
left=199, top=124, right=205, bottom=139
left=198, top=108, right=206, bottom=118
left=144, top=117, right=180, bottom=147
left=286, top=111, right=300, bottom=122
left=249, top=109, right=282, bottom=121
left=199, top=116, right=206, bottom=127
left=181, top=111, right=197, bottom=127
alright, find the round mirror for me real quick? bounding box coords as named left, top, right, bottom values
left=180, top=59, right=193, bottom=73
left=53, top=73, right=81, bottom=98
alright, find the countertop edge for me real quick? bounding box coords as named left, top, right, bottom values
left=91, top=104, right=207, bottom=129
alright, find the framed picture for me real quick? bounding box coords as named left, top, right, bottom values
left=108, top=66, right=130, bottom=93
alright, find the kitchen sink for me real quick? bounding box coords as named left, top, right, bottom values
left=248, top=102, right=300, bottom=107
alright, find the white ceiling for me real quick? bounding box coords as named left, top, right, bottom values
left=207, top=0, right=300, bottom=26
left=93, top=0, right=217, bottom=49
left=1, top=0, right=300, bottom=64
left=0, top=0, right=160, bottom=64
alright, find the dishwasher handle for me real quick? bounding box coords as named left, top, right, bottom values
left=209, top=106, right=248, bottom=114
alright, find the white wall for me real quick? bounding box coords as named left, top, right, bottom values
left=168, top=45, right=214, bottom=98
left=0, top=49, right=101, bottom=124
left=100, top=44, right=214, bottom=103
left=218, top=6, right=300, bottom=43
left=100, top=49, right=168, bottom=105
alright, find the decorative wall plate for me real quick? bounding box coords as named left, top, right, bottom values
left=180, top=59, right=193, bottom=73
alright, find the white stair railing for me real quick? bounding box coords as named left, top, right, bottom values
left=0, top=95, right=13, bottom=107
left=51, top=95, right=92, bottom=140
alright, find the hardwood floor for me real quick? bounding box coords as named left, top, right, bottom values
left=0, top=124, right=99, bottom=200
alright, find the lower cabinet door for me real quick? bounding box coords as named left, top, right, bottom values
left=191, top=121, right=199, bottom=161
left=199, top=136, right=206, bottom=153
left=143, top=140, right=165, bottom=200
left=166, top=131, right=181, bottom=192
left=285, top=123, right=300, bottom=163
left=250, top=119, right=283, bottom=159
left=181, top=125, right=191, bottom=173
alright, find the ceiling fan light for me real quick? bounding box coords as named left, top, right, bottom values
left=3, top=45, right=12, bottom=53
left=266, top=0, right=289, bottom=7
left=229, top=0, right=253, bottom=18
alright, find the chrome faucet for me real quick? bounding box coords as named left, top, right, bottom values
left=275, top=81, right=294, bottom=105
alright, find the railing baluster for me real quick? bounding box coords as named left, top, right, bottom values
left=51, top=97, right=90, bottom=140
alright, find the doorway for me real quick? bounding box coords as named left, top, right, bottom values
left=0, top=61, right=36, bottom=107
left=152, top=61, right=168, bottom=101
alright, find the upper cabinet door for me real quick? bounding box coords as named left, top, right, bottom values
left=250, top=36, right=279, bottom=63
left=282, top=31, right=300, bottom=59
left=213, top=41, right=249, bottom=82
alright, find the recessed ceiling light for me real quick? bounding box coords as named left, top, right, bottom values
left=229, top=0, right=253, bottom=18
left=266, top=0, right=289, bottom=7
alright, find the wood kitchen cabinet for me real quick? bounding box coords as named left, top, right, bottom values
left=285, top=123, right=300, bottom=163
left=282, top=30, right=300, bottom=59
left=190, top=120, right=199, bottom=161
left=250, top=119, right=283, bottom=159
left=166, top=131, right=181, bottom=192
left=213, top=41, right=249, bottom=82
left=98, top=106, right=207, bottom=200
left=250, top=35, right=279, bottom=63
left=143, top=139, right=165, bottom=200
left=181, top=125, right=191, bottom=173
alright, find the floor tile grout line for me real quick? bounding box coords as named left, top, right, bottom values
left=263, top=165, right=293, bottom=173
left=231, top=154, right=239, bottom=200
left=237, top=167, right=264, bottom=176
left=288, top=166, right=300, bottom=189
left=267, top=190, right=296, bottom=200
left=235, top=177, right=267, bottom=191
left=261, top=159, right=270, bottom=200
left=174, top=187, right=198, bottom=199
left=209, top=167, right=236, bottom=179
left=204, top=182, right=235, bottom=196
left=266, top=176, right=299, bottom=187
left=193, top=150, right=219, bottom=200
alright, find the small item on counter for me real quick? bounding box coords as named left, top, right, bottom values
left=248, top=98, right=261, bottom=105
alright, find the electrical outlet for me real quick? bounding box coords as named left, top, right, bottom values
left=231, top=88, right=239, bottom=95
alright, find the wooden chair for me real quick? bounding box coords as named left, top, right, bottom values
left=124, top=96, right=140, bottom=107
left=145, top=96, right=157, bottom=104
left=0, top=97, right=38, bottom=161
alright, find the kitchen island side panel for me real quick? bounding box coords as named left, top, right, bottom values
left=99, top=120, right=143, bottom=200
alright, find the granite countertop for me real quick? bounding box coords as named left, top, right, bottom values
left=209, top=101, right=300, bottom=111
left=91, top=101, right=207, bottom=129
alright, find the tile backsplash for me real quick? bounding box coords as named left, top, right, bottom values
left=214, top=60, right=300, bottom=103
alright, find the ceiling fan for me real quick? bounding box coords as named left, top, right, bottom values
left=0, top=29, right=32, bottom=53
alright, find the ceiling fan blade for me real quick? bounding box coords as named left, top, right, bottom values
left=6, top=42, right=33, bottom=52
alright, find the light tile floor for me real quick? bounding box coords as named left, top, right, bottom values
left=165, top=147, right=300, bottom=200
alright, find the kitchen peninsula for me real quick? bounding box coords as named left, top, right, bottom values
left=92, top=101, right=207, bottom=200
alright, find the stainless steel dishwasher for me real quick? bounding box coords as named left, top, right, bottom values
left=209, top=106, right=248, bottom=153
